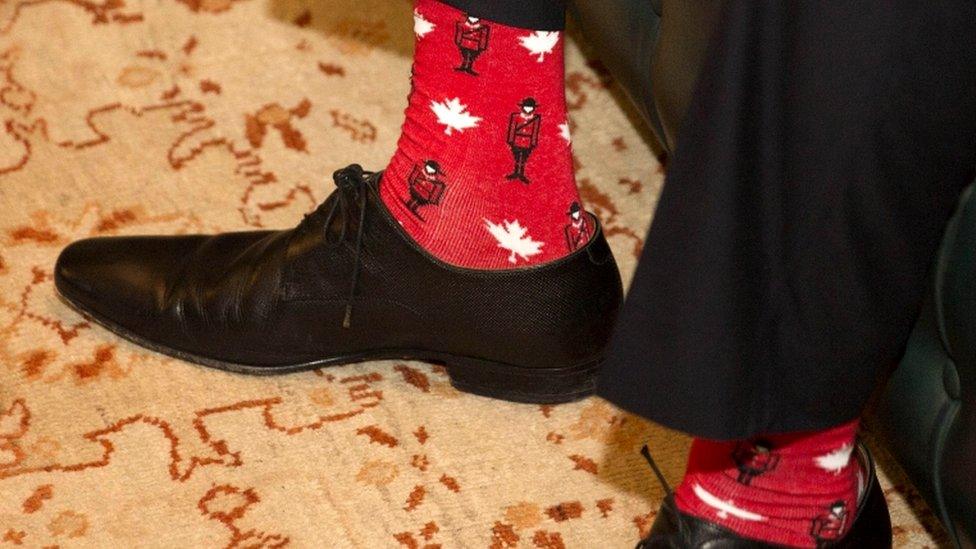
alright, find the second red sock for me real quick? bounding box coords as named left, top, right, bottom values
left=674, top=420, right=863, bottom=548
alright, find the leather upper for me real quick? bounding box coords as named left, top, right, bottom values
left=55, top=166, right=624, bottom=371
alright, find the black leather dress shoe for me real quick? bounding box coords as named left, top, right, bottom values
left=637, top=443, right=892, bottom=548
left=54, top=165, right=623, bottom=403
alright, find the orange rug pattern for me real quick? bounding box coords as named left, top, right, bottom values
left=0, top=0, right=948, bottom=546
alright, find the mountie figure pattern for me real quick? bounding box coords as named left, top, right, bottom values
left=810, top=500, right=849, bottom=547
left=383, top=0, right=590, bottom=267
left=454, top=15, right=490, bottom=75
left=564, top=201, right=591, bottom=252
left=506, top=97, right=541, bottom=184
left=731, top=440, right=781, bottom=485
left=404, top=160, right=447, bottom=221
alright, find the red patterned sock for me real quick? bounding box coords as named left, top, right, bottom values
left=380, top=0, right=590, bottom=269
left=674, top=420, right=863, bottom=548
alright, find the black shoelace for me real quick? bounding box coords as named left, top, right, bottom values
left=299, top=164, right=374, bottom=329
left=638, top=444, right=690, bottom=548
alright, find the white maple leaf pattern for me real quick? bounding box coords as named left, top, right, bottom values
left=519, top=31, right=560, bottom=62
left=692, top=484, right=767, bottom=522
left=558, top=122, right=572, bottom=144
left=484, top=218, right=544, bottom=264
left=814, top=443, right=854, bottom=474
left=413, top=9, right=435, bottom=38
left=430, top=98, right=481, bottom=135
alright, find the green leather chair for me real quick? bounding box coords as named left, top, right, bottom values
left=571, top=1, right=975, bottom=547
left=876, top=183, right=976, bottom=549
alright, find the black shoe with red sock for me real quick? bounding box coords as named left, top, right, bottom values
left=53, top=1, right=624, bottom=402
left=637, top=422, right=892, bottom=548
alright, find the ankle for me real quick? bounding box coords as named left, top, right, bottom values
left=380, top=0, right=586, bottom=269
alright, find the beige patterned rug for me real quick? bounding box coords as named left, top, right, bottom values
left=0, top=0, right=950, bottom=546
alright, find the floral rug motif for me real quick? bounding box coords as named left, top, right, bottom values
left=0, top=0, right=948, bottom=546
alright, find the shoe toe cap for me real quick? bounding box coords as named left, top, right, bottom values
left=55, top=236, right=198, bottom=327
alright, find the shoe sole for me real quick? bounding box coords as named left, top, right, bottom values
left=56, top=289, right=600, bottom=405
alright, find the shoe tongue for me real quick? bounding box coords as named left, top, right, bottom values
left=332, top=163, right=365, bottom=183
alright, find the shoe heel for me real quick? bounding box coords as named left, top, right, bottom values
left=444, top=356, right=601, bottom=405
